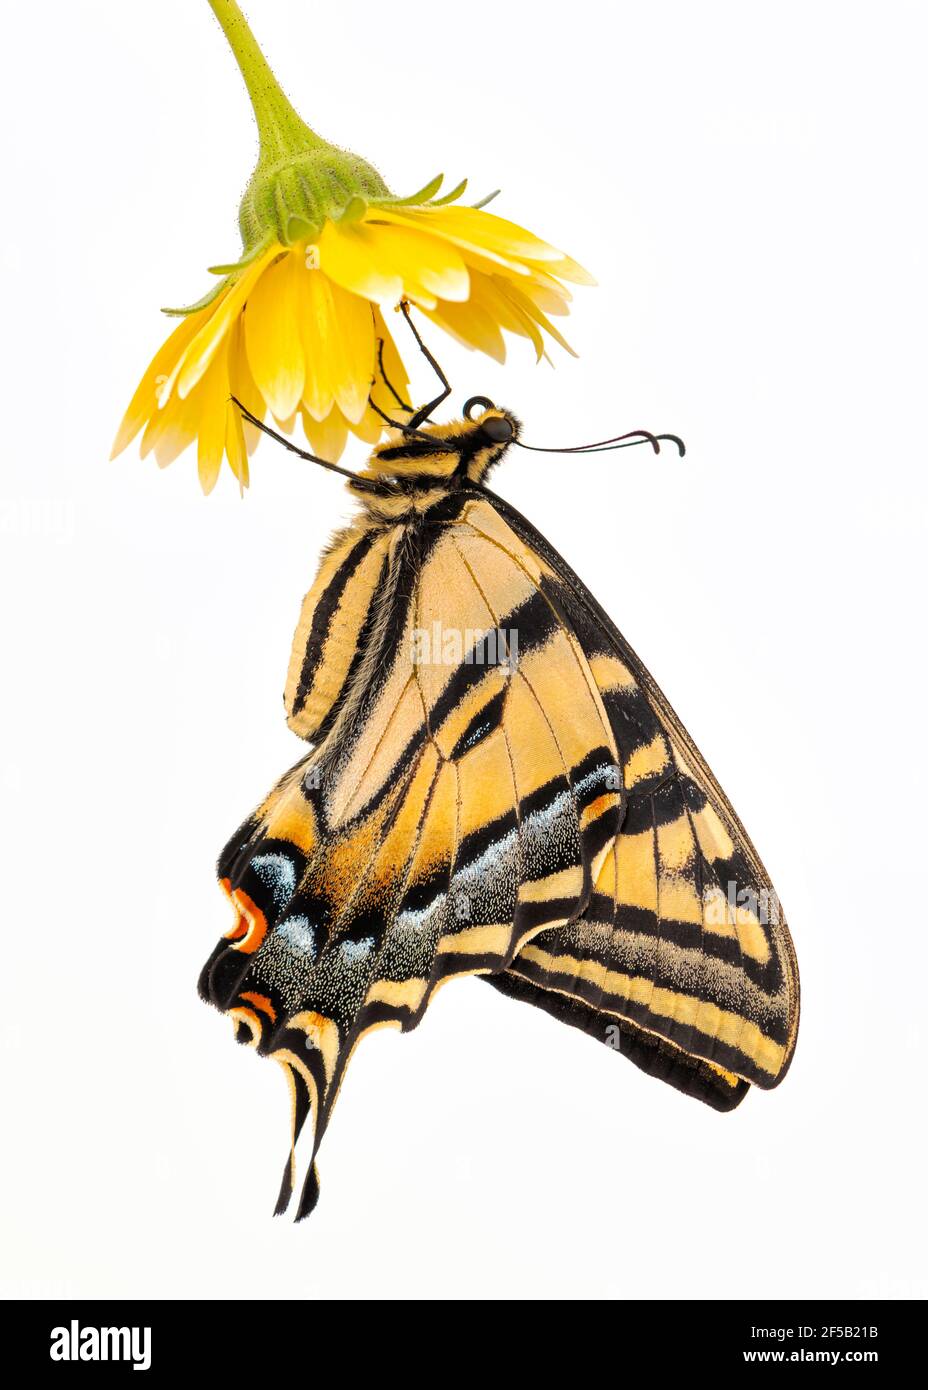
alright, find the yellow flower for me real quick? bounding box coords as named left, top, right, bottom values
left=112, top=1, right=593, bottom=492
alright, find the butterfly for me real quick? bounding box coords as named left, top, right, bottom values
left=198, top=323, right=799, bottom=1221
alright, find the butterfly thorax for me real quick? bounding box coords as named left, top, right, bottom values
left=350, top=408, right=520, bottom=522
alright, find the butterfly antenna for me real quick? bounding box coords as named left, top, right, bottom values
left=657, top=434, right=686, bottom=456
left=230, top=398, right=390, bottom=494
left=517, top=430, right=686, bottom=457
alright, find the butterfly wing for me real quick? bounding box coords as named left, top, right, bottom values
left=199, top=497, right=623, bottom=1218
left=481, top=489, right=799, bottom=1107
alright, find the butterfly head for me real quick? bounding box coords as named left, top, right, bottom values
left=361, top=399, right=520, bottom=500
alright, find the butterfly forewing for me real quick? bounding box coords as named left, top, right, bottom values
left=482, top=490, right=799, bottom=1099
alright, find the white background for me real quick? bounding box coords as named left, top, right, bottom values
left=1, top=0, right=926, bottom=1300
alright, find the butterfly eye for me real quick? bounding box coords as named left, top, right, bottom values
left=481, top=415, right=514, bottom=443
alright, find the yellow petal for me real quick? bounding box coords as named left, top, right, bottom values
left=349, top=404, right=386, bottom=445
left=379, top=206, right=594, bottom=287
left=447, top=244, right=532, bottom=283
left=317, top=221, right=403, bottom=304
left=519, top=263, right=574, bottom=302
left=227, top=314, right=265, bottom=455
left=375, top=207, right=533, bottom=278
left=351, top=405, right=388, bottom=442
left=243, top=250, right=306, bottom=421
left=296, top=269, right=374, bottom=425
left=295, top=269, right=335, bottom=421
left=421, top=205, right=567, bottom=260
left=111, top=309, right=209, bottom=458
left=542, top=254, right=597, bottom=287
left=521, top=274, right=572, bottom=315
left=468, top=272, right=544, bottom=359
left=358, top=219, right=470, bottom=302
left=330, top=281, right=376, bottom=424
left=369, top=306, right=413, bottom=415
left=224, top=402, right=249, bottom=489
left=300, top=406, right=349, bottom=462
left=196, top=349, right=230, bottom=494
left=496, top=277, right=576, bottom=357
left=422, top=291, right=507, bottom=362
left=140, top=382, right=203, bottom=468
left=174, top=247, right=278, bottom=401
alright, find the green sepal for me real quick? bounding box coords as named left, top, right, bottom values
left=161, top=277, right=232, bottom=318
left=337, top=195, right=369, bottom=224
left=207, top=232, right=276, bottom=276
left=375, top=173, right=445, bottom=207
left=428, top=178, right=468, bottom=207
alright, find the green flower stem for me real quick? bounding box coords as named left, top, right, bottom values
left=207, top=0, right=322, bottom=163
left=166, top=4, right=473, bottom=315
left=205, top=0, right=390, bottom=250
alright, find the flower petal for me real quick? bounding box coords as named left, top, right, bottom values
left=317, top=221, right=403, bottom=304
left=375, top=207, right=533, bottom=277
left=111, top=309, right=209, bottom=459
left=349, top=403, right=385, bottom=445
left=358, top=220, right=470, bottom=303
left=141, top=372, right=207, bottom=468
left=295, top=270, right=335, bottom=422
left=197, top=350, right=230, bottom=495
left=418, top=206, right=567, bottom=261
left=378, top=206, right=594, bottom=290
left=174, top=247, right=278, bottom=401
left=243, top=250, right=306, bottom=421
left=469, top=272, right=545, bottom=360
left=542, top=254, right=597, bottom=287
left=369, top=306, right=412, bottom=416
left=224, top=400, right=249, bottom=490
left=296, top=269, right=374, bottom=426
left=497, top=277, right=577, bottom=357
left=330, top=282, right=376, bottom=424
left=300, top=406, right=349, bottom=462
left=520, top=269, right=573, bottom=315
left=227, top=314, right=265, bottom=455
left=422, top=289, right=508, bottom=362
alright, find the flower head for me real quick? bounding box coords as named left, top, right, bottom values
left=113, top=0, right=594, bottom=492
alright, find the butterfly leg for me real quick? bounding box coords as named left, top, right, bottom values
left=397, top=300, right=452, bottom=427
left=375, top=336, right=413, bottom=414
left=229, top=397, right=387, bottom=494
